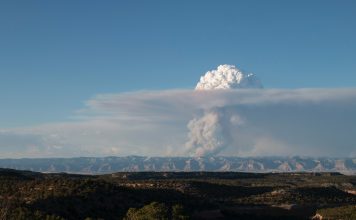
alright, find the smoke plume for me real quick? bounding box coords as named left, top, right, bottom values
left=185, top=110, right=225, bottom=156
left=186, top=64, right=262, bottom=157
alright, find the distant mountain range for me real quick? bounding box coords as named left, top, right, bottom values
left=0, top=156, right=355, bottom=174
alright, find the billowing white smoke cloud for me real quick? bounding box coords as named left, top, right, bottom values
left=195, top=64, right=263, bottom=90
left=186, top=64, right=262, bottom=157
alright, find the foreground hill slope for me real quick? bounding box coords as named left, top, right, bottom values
left=0, top=169, right=355, bottom=219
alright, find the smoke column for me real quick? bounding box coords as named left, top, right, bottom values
left=185, top=109, right=227, bottom=157
left=186, top=65, right=263, bottom=157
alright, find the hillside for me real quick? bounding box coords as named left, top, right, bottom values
left=0, top=169, right=356, bottom=219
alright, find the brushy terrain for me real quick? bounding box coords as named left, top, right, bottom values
left=0, top=168, right=355, bottom=219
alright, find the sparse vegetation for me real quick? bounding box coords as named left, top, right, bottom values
left=316, top=205, right=356, bottom=220
left=0, top=169, right=355, bottom=219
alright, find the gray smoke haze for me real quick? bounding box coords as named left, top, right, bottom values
left=1, top=89, right=356, bottom=158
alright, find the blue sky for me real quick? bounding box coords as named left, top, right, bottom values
left=0, top=1, right=356, bottom=158
left=0, top=1, right=355, bottom=128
